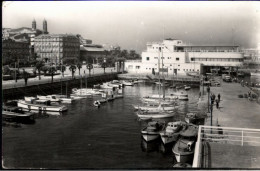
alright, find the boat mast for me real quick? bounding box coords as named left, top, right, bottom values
left=158, top=46, right=161, bottom=99
left=161, top=45, right=165, bottom=100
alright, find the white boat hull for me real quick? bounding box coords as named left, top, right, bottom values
left=160, top=133, right=179, bottom=144
left=173, top=151, right=194, bottom=163
left=137, top=112, right=175, bottom=119
left=141, top=132, right=160, bottom=142
left=17, top=100, right=67, bottom=112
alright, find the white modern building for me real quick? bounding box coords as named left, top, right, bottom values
left=125, top=38, right=244, bottom=75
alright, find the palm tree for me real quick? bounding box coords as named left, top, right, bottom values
left=77, top=62, right=82, bottom=76
left=35, top=60, right=44, bottom=80
left=86, top=63, right=93, bottom=76
left=48, top=66, right=56, bottom=83
left=69, top=65, right=76, bottom=79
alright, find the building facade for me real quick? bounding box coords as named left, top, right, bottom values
left=80, top=44, right=106, bottom=64
left=2, top=39, right=30, bottom=66
left=125, top=38, right=244, bottom=75
left=34, top=34, right=80, bottom=65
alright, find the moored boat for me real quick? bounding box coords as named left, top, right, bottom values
left=171, top=92, right=188, bottom=100
left=37, top=95, right=61, bottom=103
left=172, top=124, right=198, bottom=163
left=122, top=80, right=134, bottom=86
left=2, top=106, right=35, bottom=123
left=141, top=121, right=165, bottom=142
left=184, top=85, right=191, bottom=91
left=51, top=94, right=75, bottom=103
left=136, top=110, right=175, bottom=119
left=18, top=97, right=67, bottom=112
left=160, top=121, right=186, bottom=144
left=185, top=113, right=198, bottom=124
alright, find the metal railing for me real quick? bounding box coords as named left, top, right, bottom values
left=192, top=125, right=260, bottom=167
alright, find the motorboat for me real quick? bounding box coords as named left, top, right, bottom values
left=2, top=106, right=35, bottom=123
left=184, top=85, right=191, bottom=91
left=72, top=88, right=102, bottom=96
left=51, top=94, right=75, bottom=103
left=160, top=121, right=186, bottom=145
left=172, top=124, right=198, bottom=163
left=141, top=121, right=165, bottom=142
left=100, top=83, right=114, bottom=89
left=70, top=94, right=87, bottom=99
left=136, top=110, right=175, bottom=119
left=185, top=113, right=198, bottom=124
left=18, top=97, right=68, bottom=112
left=122, top=80, right=134, bottom=86
left=133, top=103, right=177, bottom=112
left=108, top=80, right=123, bottom=88
left=37, top=95, right=61, bottom=103
left=143, top=94, right=178, bottom=102
left=171, top=92, right=188, bottom=100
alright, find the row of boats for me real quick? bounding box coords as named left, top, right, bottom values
left=141, top=113, right=200, bottom=165
left=3, top=79, right=134, bottom=123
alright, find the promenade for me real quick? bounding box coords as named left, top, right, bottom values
left=2, top=67, right=117, bottom=90
left=197, top=78, right=260, bottom=168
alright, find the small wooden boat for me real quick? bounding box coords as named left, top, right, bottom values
left=141, top=121, right=165, bottom=142
left=185, top=113, right=198, bottom=124
left=184, top=85, right=191, bottom=91
left=171, top=92, right=188, bottom=100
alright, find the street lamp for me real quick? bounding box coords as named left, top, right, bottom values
left=207, top=86, right=210, bottom=113
left=103, top=57, right=107, bottom=74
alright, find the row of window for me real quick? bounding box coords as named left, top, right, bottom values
left=127, top=65, right=199, bottom=72
left=147, top=57, right=179, bottom=61
left=194, top=58, right=243, bottom=62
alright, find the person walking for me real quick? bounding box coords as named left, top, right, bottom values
left=218, top=93, right=221, bottom=101
left=216, top=99, right=219, bottom=109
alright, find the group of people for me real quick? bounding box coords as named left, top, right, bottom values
left=210, top=93, right=221, bottom=109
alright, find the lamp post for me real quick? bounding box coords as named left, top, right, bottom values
left=207, top=86, right=210, bottom=113
left=103, top=57, right=107, bottom=74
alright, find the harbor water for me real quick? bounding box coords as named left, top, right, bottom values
left=3, top=82, right=204, bottom=169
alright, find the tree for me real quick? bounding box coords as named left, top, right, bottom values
left=86, top=63, right=93, bottom=76
left=69, top=65, right=77, bottom=79
left=3, top=65, right=10, bottom=75
left=35, top=60, right=44, bottom=80
left=48, top=66, right=57, bottom=83
left=77, top=62, right=82, bottom=75
left=41, top=65, right=49, bottom=75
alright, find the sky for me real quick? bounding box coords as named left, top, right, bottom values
left=3, top=1, right=260, bottom=53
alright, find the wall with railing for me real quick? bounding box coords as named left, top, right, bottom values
left=193, top=125, right=260, bottom=167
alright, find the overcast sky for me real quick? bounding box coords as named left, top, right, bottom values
left=3, top=1, right=260, bottom=53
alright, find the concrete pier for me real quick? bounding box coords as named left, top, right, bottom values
left=196, top=78, right=260, bottom=168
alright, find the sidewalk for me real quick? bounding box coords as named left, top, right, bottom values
left=204, top=81, right=260, bottom=129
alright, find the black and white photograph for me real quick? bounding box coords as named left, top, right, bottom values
left=2, top=1, right=260, bottom=169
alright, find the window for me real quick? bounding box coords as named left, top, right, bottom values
left=178, top=69, right=180, bottom=71
left=136, top=66, right=140, bottom=69
left=178, top=65, right=180, bottom=66
left=170, top=64, right=172, bottom=66
left=161, top=57, right=164, bottom=59
left=197, top=69, right=199, bottom=71
left=128, top=65, right=133, bottom=69
left=146, top=57, right=150, bottom=61
left=191, top=58, right=194, bottom=61
left=176, top=57, right=179, bottom=61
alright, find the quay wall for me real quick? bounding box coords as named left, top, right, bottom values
left=2, top=73, right=118, bottom=101
left=118, top=74, right=200, bottom=87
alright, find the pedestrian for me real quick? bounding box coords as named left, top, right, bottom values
left=216, top=99, right=219, bottom=109
left=218, top=93, right=221, bottom=101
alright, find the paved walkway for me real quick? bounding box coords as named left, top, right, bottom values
left=198, top=78, right=260, bottom=168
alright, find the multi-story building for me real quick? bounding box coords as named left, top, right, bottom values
left=125, top=38, right=244, bottom=75
left=2, top=19, right=48, bottom=61
left=2, top=39, right=30, bottom=66
left=80, top=44, right=106, bottom=63
left=34, top=34, right=80, bottom=65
